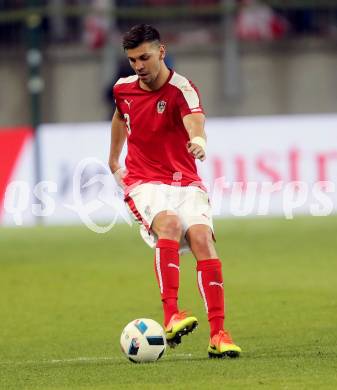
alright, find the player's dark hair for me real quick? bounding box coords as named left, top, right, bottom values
left=122, top=24, right=161, bottom=50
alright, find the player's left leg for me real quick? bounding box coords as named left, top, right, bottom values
left=186, top=225, right=242, bottom=358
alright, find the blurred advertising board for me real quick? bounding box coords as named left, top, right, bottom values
left=37, top=122, right=129, bottom=231
left=1, top=115, right=336, bottom=228
left=199, top=115, right=337, bottom=219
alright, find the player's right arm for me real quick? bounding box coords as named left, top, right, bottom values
left=109, top=108, right=127, bottom=186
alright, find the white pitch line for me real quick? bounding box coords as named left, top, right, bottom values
left=0, top=356, right=120, bottom=366
left=50, top=357, right=117, bottom=363
left=0, top=353, right=193, bottom=366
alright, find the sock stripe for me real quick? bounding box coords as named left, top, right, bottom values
left=155, top=247, right=163, bottom=294
left=197, top=271, right=208, bottom=313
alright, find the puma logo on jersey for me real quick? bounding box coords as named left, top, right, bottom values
left=209, top=281, right=223, bottom=288
left=124, top=99, right=133, bottom=109
left=168, top=263, right=180, bottom=271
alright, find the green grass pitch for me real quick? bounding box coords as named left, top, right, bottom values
left=1, top=217, right=337, bottom=389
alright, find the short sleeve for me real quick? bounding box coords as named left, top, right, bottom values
left=175, top=81, right=204, bottom=118
left=113, top=84, right=123, bottom=115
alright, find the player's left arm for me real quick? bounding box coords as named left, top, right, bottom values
left=183, top=113, right=206, bottom=161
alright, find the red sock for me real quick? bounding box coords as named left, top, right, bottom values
left=197, top=259, right=225, bottom=337
left=154, top=239, right=180, bottom=326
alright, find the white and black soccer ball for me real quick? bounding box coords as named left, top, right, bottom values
left=120, top=318, right=167, bottom=363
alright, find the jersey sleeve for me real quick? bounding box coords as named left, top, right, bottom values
left=113, top=83, right=123, bottom=115
left=175, top=81, right=204, bottom=118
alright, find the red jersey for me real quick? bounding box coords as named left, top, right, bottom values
left=113, top=70, right=204, bottom=189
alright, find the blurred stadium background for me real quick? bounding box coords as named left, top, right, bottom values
left=1, top=1, right=337, bottom=389
left=1, top=0, right=337, bottom=123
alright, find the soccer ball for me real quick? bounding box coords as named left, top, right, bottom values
left=120, top=318, right=167, bottom=363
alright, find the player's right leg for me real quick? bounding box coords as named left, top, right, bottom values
left=125, top=184, right=198, bottom=348
left=152, top=211, right=198, bottom=348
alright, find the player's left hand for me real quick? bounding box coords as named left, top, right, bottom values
left=187, top=141, right=206, bottom=161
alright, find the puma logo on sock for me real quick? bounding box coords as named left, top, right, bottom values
left=209, top=281, right=223, bottom=288
left=168, top=263, right=180, bottom=271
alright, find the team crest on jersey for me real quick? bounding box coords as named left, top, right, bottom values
left=157, top=100, right=166, bottom=114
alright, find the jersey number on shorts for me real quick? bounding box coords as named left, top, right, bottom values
left=124, top=113, right=132, bottom=135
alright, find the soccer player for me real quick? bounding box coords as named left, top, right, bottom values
left=109, top=24, right=241, bottom=358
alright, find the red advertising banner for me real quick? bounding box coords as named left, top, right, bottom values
left=0, top=127, right=33, bottom=219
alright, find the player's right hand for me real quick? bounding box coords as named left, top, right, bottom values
left=113, top=167, right=127, bottom=189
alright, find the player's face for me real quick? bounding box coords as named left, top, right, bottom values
left=126, top=42, right=164, bottom=85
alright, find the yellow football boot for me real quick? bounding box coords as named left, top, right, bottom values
left=165, top=311, right=198, bottom=348
left=208, top=330, right=242, bottom=358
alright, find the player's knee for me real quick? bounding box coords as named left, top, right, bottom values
left=155, top=215, right=182, bottom=241
left=190, top=232, right=213, bottom=252
left=188, top=228, right=217, bottom=259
